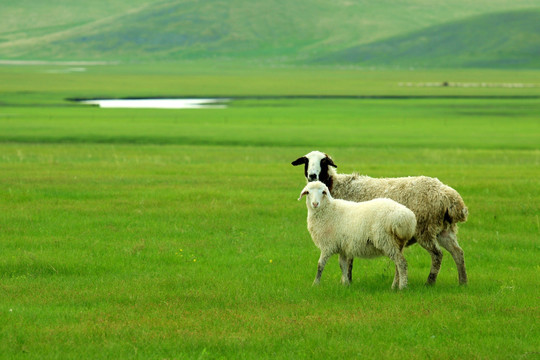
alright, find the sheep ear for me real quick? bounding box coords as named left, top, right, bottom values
left=325, top=155, right=337, bottom=168
left=298, top=190, right=309, bottom=201
left=291, top=156, right=307, bottom=166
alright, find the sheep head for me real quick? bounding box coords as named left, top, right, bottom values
left=291, top=150, right=337, bottom=185
left=298, top=181, right=332, bottom=209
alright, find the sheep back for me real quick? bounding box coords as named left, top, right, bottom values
left=331, top=174, right=466, bottom=237
left=307, top=198, right=415, bottom=259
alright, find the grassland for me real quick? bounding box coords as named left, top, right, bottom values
left=0, top=64, right=539, bottom=359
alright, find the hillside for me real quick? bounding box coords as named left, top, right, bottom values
left=1, top=0, right=540, bottom=68
left=317, top=9, right=540, bottom=69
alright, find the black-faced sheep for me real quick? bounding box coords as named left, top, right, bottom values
left=292, top=151, right=469, bottom=286
left=299, top=181, right=416, bottom=289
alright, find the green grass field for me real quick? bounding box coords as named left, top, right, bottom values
left=0, top=64, right=539, bottom=359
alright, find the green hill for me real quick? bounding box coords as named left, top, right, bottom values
left=316, top=9, right=540, bottom=68
left=1, top=0, right=540, bottom=68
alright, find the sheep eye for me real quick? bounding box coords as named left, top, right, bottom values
left=322, top=191, right=327, bottom=195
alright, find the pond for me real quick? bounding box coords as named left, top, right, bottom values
left=78, top=98, right=229, bottom=109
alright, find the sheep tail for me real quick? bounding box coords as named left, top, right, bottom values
left=392, top=214, right=416, bottom=243
left=447, top=202, right=468, bottom=223
left=444, top=186, right=469, bottom=223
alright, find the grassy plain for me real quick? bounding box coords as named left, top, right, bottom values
left=0, top=64, right=539, bottom=359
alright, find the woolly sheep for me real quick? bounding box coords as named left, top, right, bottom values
left=299, top=181, right=416, bottom=289
left=292, top=151, right=469, bottom=285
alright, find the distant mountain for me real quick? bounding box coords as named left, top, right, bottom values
left=315, top=9, right=540, bottom=68
left=1, top=0, right=539, bottom=68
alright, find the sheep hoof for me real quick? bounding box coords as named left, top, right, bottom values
left=312, top=280, right=320, bottom=286
left=391, top=281, right=407, bottom=290
left=392, top=285, right=407, bottom=291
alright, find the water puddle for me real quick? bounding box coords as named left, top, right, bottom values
left=78, top=98, right=229, bottom=109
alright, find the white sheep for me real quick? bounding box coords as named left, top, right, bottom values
left=299, top=181, right=416, bottom=290
left=292, top=151, right=469, bottom=285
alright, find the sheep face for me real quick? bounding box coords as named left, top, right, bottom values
left=291, top=151, right=337, bottom=183
left=298, top=181, right=331, bottom=209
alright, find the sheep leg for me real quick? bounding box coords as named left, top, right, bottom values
left=313, top=252, right=331, bottom=286
left=421, top=240, right=443, bottom=285
left=348, top=258, right=353, bottom=283
left=390, top=252, right=408, bottom=290
left=392, top=264, right=399, bottom=289
left=437, top=229, right=468, bottom=285
left=339, top=254, right=352, bottom=286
